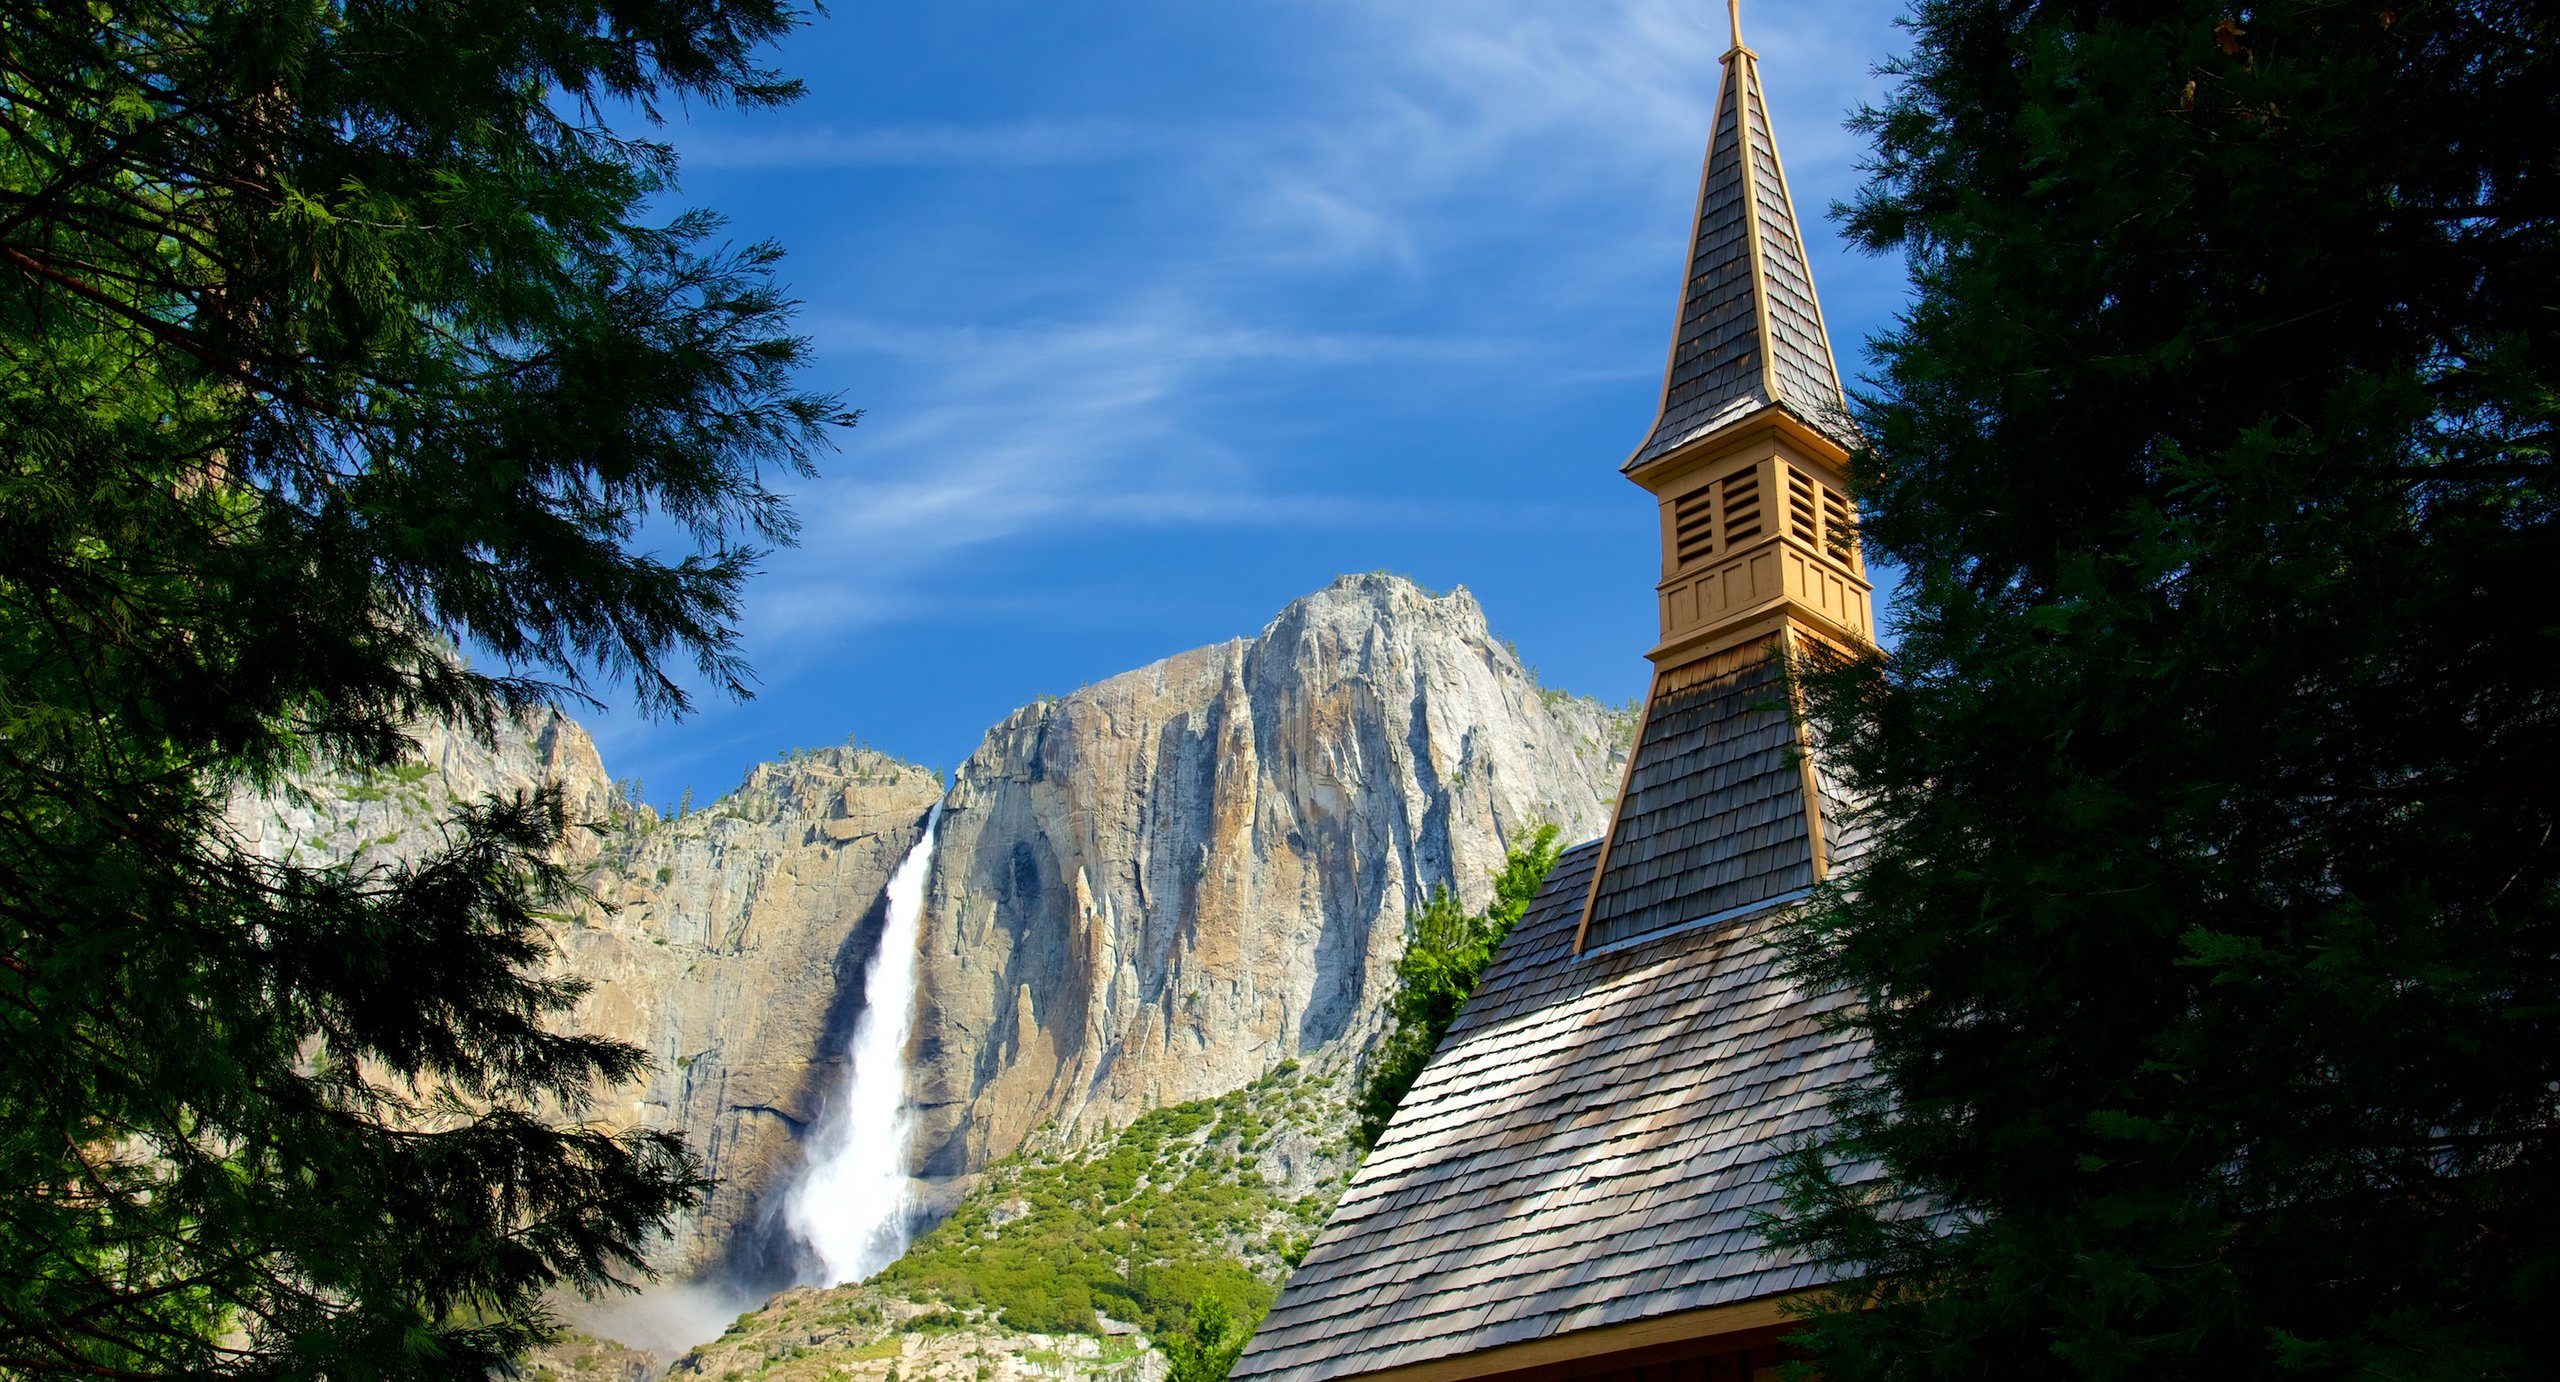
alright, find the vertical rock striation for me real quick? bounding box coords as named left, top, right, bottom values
left=564, top=752, right=944, bottom=1276
left=907, top=575, right=1623, bottom=1190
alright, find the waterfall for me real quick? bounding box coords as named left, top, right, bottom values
left=786, top=800, right=941, bottom=1285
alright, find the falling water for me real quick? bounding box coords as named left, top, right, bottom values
left=785, top=800, right=941, bottom=1285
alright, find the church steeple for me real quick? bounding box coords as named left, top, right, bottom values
left=1615, top=0, right=1871, bottom=669
left=1574, top=3, right=1876, bottom=954
left=1631, top=4, right=1852, bottom=471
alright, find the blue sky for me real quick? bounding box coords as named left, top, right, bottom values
left=584, top=0, right=1914, bottom=808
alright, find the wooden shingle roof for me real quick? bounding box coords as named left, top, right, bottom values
left=1232, top=15, right=1879, bottom=1375
left=1582, top=646, right=1815, bottom=951
left=1628, top=38, right=1849, bottom=472
left=1233, top=816, right=1871, bottom=1381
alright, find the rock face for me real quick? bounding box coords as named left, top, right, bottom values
left=562, top=751, right=944, bottom=1276
left=231, top=724, right=944, bottom=1276
left=226, top=707, right=627, bottom=871
left=233, top=575, right=1627, bottom=1280
left=907, top=575, right=1623, bottom=1187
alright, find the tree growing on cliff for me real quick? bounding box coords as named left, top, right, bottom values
left=0, top=1, right=849, bottom=1376
left=1775, top=2, right=2560, bottom=1375
left=1356, top=826, right=1564, bottom=1148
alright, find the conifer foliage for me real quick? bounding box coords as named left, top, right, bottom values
left=1777, top=3, right=2559, bottom=1376
left=1355, top=826, right=1563, bottom=1149
left=0, top=2, right=845, bottom=1377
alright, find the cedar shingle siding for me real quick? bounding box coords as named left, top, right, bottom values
left=1629, top=53, right=1847, bottom=473
left=1641, top=70, right=1768, bottom=464
left=1583, top=647, right=1814, bottom=952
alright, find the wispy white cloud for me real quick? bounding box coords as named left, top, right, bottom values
left=732, top=0, right=1899, bottom=639
left=1217, top=0, right=1888, bottom=279
left=752, top=292, right=1619, bottom=642
left=810, top=316, right=1525, bottom=368
left=682, top=117, right=1146, bottom=170
left=595, top=1, right=1912, bottom=800
left=1378, top=0, right=1722, bottom=152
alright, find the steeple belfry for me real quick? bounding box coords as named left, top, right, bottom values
left=1574, top=2, right=1876, bottom=954
left=1618, top=1, right=1869, bottom=668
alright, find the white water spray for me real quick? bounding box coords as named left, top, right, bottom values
left=786, top=801, right=940, bottom=1285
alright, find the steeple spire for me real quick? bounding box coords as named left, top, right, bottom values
left=1628, top=3, right=1849, bottom=472
left=1572, top=12, right=1875, bottom=955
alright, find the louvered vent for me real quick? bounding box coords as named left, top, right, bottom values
left=1785, top=467, right=1818, bottom=545
left=1721, top=470, right=1762, bottom=543
left=1673, top=487, right=1717, bottom=567
left=1821, top=484, right=1857, bottom=564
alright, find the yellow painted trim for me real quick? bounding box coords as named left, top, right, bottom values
left=1335, top=1291, right=1815, bottom=1382
left=1733, top=50, right=1785, bottom=414
left=1635, top=424, right=1777, bottom=505
left=1649, top=608, right=1797, bottom=668
left=1628, top=403, right=1851, bottom=495
left=1782, top=625, right=1830, bottom=886
left=1646, top=556, right=1875, bottom=667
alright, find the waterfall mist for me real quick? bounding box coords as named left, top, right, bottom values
left=785, top=801, right=941, bottom=1285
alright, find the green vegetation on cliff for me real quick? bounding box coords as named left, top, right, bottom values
left=1354, top=825, right=1564, bottom=1147
left=875, top=1060, right=1354, bottom=1377
left=542, top=1063, right=1359, bottom=1382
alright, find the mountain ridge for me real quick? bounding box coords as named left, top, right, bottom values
left=235, top=573, right=1631, bottom=1295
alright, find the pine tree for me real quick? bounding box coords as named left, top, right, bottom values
left=1355, top=825, right=1563, bottom=1149
left=1775, top=2, right=2560, bottom=1376
left=0, top=2, right=849, bottom=1376
left=1164, top=1294, right=1242, bottom=1382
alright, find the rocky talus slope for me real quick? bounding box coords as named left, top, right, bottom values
left=537, top=1059, right=1361, bottom=1382
left=237, top=574, right=1626, bottom=1286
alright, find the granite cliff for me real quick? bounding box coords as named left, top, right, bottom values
left=228, top=711, right=947, bottom=1274
left=227, top=706, right=627, bottom=871
left=562, top=751, right=945, bottom=1278
left=908, top=574, right=1622, bottom=1191
left=235, top=575, right=1627, bottom=1280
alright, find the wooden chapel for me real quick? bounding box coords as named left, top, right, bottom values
left=1233, top=3, right=1879, bottom=1377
